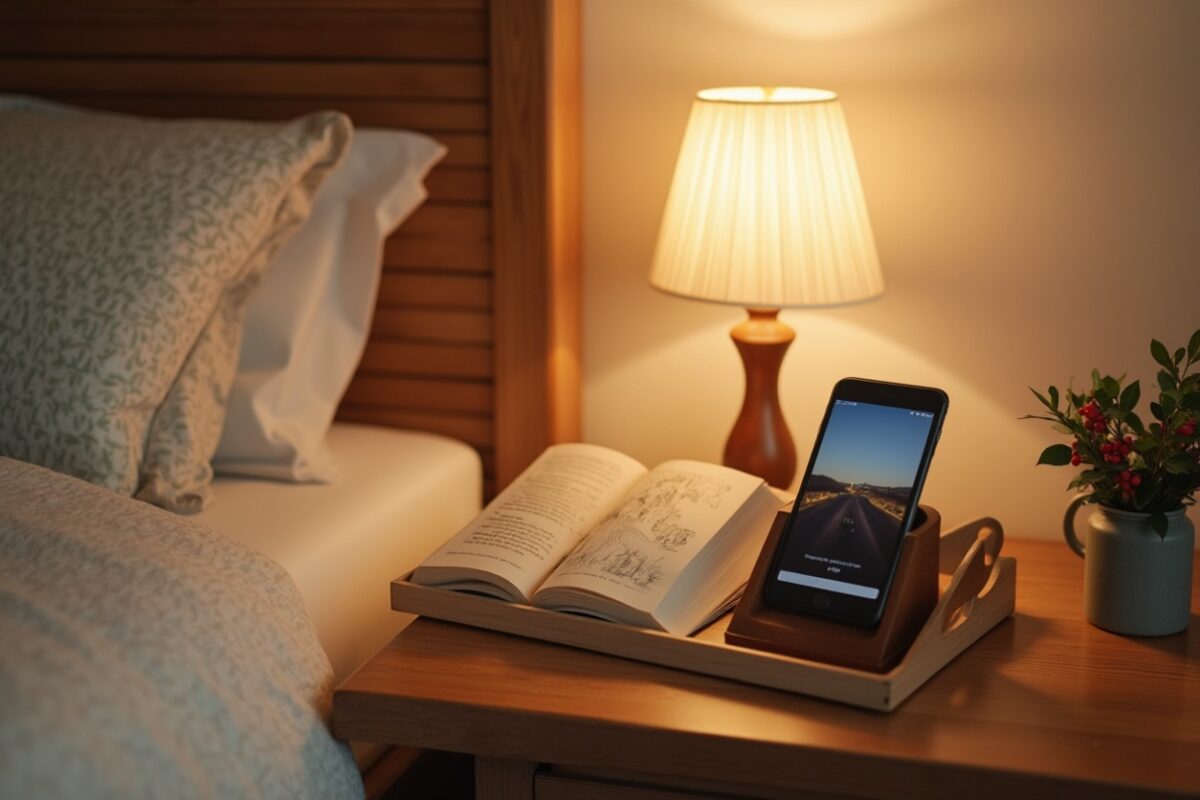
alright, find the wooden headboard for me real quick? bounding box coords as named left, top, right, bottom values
left=0, top=0, right=580, bottom=498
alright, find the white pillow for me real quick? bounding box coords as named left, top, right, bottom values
left=212, top=128, right=446, bottom=482
left=0, top=96, right=351, bottom=511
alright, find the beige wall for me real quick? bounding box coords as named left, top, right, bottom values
left=581, top=0, right=1200, bottom=541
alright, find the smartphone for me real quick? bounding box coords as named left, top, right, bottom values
left=763, top=378, right=948, bottom=628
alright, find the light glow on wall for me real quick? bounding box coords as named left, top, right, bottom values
left=695, top=0, right=961, bottom=40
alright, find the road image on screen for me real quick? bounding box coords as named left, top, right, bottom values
left=774, top=400, right=934, bottom=600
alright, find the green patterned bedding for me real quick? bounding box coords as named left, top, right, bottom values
left=0, top=456, right=363, bottom=799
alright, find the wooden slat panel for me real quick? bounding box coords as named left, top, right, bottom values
left=547, top=0, right=584, bottom=449
left=490, top=0, right=582, bottom=486
left=0, top=59, right=489, bottom=100
left=27, top=93, right=489, bottom=132
left=342, top=375, right=492, bottom=414
left=358, top=340, right=492, bottom=379
left=0, top=10, right=487, bottom=61
left=4, top=96, right=487, bottom=166
left=336, top=406, right=493, bottom=448
left=383, top=236, right=490, bottom=272
left=424, top=167, right=488, bottom=203
left=377, top=272, right=492, bottom=310
left=34, top=0, right=485, bottom=9
left=4, top=95, right=487, bottom=167
left=474, top=445, right=496, bottom=472
left=432, top=135, right=488, bottom=168
left=401, top=204, right=490, bottom=237
left=371, top=308, right=492, bottom=344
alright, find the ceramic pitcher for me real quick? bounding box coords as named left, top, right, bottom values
left=1063, top=494, right=1194, bottom=636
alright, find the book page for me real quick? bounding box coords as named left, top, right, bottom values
left=412, top=443, right=647, bottom=601
left=531, top=460, right=763, bottom=614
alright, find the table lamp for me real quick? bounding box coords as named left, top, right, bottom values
left=650, top=86, right=884, bottom=488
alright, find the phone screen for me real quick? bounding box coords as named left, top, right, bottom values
left=772, top=398, right=936, bottom=603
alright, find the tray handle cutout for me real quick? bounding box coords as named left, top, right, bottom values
left=934, top=517, right=1004, bottom=634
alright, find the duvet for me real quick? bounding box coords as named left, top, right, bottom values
left=0, top=457, right=362, bottom=799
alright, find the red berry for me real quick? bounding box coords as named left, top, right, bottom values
left=1071, top=454, right=1082, bottom=466
left=1130, top=475, right=1142, bottom=486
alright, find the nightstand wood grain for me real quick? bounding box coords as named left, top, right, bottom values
left=334, top=539, right=1200, bottom=800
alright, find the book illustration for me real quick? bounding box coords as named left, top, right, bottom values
left=556, top=470, right=732, bottom=589
left=413, top=443, right=783, bottom=635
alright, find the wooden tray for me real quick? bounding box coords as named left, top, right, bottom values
left=390, top=516, right=1015, bottom=711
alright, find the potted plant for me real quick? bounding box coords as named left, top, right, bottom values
left=1024, top=329, right=1199, bottom=636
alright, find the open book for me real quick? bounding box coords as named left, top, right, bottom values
left=410, top=443, right=785, bottom=636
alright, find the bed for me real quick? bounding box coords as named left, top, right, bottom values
left=0, top=0, right=580, bottom=796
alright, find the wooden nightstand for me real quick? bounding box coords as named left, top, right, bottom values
left=333, top=540, right=1200, bottom=800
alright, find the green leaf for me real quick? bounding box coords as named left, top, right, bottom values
left=1029, top=387, right=1052, bottom=410
left=1159, top=370, right=1177, bottom=393
left=1183, top=392, right=1200, bottom=412
left=1162, top=394, right=1177, bottom=418
left=1051, top=423, right=1073, bottom=435
left=1151, top=339, right=1173, bottom=370
left=1119, top=380, right=1140, bottom=412
left=1068, top=475, right=1094, bottom=490
left=1124, top=411, right=1146, bottom=435
left=1037, top=444, right=1074, bottom=466
left=1188, top=329, right=1200, bottom=361
left=1092, top=369, right=1103, bottom=392
left=1134, top=479, right=1155, bottom=510
left=1165, top=455, right=1193, bottom=474
left=1175, top=347, right=1186, bottom=366
left=1048, top=385, right=1060, bottom=410
left=1102, top=376, right=1121, bottom=401
left=1151, top=402, right=1165, bottom=422
left=1132, top=435, right=1158, bottom=453
left=1150, top=511, right=1169, bottom=538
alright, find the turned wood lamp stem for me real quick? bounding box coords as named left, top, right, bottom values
left=723, top=308, right=797, bottom=489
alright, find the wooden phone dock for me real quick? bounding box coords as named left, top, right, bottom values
left=726, top=506, right=943, bottom=673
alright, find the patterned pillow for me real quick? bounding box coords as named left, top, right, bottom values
left=0, top=97, right=351, bottom=512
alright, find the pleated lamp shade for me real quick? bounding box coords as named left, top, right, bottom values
left=650, top=87, right=884, bottom=308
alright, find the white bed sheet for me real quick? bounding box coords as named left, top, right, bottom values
left=195, top=422, right=481, bottom=683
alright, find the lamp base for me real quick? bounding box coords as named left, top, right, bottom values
left=723, top=308, right=797, bottom=488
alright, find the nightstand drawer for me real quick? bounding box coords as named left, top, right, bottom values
left=535, top=767, right=854, bottom=800
left=536, top=772, right=736, bottom=800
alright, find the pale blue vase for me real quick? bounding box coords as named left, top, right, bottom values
left=1064, top=494, right=1194, bottom=636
